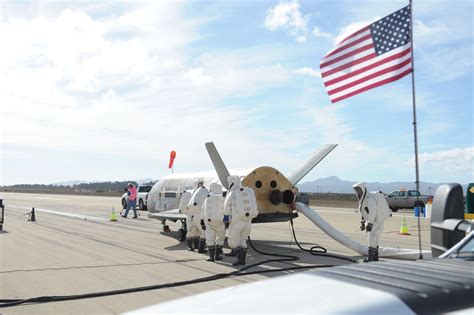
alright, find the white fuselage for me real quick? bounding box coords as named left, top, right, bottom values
left=147, top=169, right=251, bottom=213
left=147, top=166, right=298, bottom=220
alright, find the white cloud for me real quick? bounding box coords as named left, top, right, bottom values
left=1, top=2, right=471, bottom=186
left=183, top=67, right=211, bottom=85
left=414, top=19, right=449, bottom=44
left=297, top=104, right=396, bottom=182
left=417, top=147, right=474, bottom=175
left=418, top=45, right=473, bottom=82
left=293, top=67, right=321, bottom=78
left=333, top=18, right=378, bottom=44
left=264, top=0, right=308, bottom=42
left=312, top=26, right=332, bottom=39
left=0, top=3, right=298, bottom=185
left=102, top=88, right=116, bottom=100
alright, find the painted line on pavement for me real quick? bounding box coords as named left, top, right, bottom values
left=7, top=204, right=108, bottom=222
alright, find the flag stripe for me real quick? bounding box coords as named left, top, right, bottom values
left=330, top=62, right=412, bottom=99
left=324, top=47, right=411, bottom=87
left=322, top=44, right=410, bottom=82
left=321, top=36, right=372, bottom=64
left=321, top=51, right=377, bottom=78
left=330, top=68, right=412, bottom=103
left=321, top=47, right=375, bottom=73
left=327, top=58, right=412, bottom=95
left=323, top=33, right=372, bottom=61
left=336, top=26, right=370, bottom=47
left=329, top=65, right=411, bottom=99
left=323, top=28, right=370, bottom=58
left=320, top=43, right=374, bottom=68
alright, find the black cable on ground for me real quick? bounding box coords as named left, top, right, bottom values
left=1, top=217, right=357, bottom=308
left=244, top=236, right=300, bottom=272
left=0, top=253, right=333, bottom=308
left=1, top=227, right=359, bottom=308
left=289, top=219, right=359, bottom=263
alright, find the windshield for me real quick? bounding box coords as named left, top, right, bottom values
left=442, top=232, right=474, bottom=261
left=139, top=186, right=152, bottom=192
left=453, top=237, right=474, bottom=260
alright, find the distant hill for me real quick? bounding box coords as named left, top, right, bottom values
left=52, top=180, right=88, bottom=187
left=1, top=179, right=157, bottom=194
left=51, top=178, right=155, bottom=187
left=3, top=176, right=468, bottom=196
left=135, top=178, right=155, bottom=185
left=297, top=176, right=468, bottom=195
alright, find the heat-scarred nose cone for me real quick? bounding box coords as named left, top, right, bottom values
left=282, top=189, right=295, bottom=204
left=270, top=190, right=295, bottom=205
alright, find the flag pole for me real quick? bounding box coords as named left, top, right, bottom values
left=409, top=0, right=423, bottom=259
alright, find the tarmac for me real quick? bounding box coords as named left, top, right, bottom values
left=0, top=192, right=431, bottom=314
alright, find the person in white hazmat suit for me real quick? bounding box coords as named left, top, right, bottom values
left=352, top=182, right=392, bottom=262
left=179, top=181, right=203, bottom=251
left=223, top=176, right=258, bottom=266
left=202, top=183, right=226, bottom=262
left=187, top=184, right=209, bottom=253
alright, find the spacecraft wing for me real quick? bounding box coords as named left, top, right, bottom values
left=147, top=209, right=186, bottom=222
left=287, top=144, right=338, bottom=185
left=205, top=142, right=231, bottom=189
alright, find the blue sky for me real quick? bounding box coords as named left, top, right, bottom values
left=0, top=0, right=472, bottom=186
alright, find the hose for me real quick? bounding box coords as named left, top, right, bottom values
left=289, top=219, right=359, bottom=263
left=0, top=250, right=333, bottom=308
left=295, top=202, right=430, bottom=259
left=244, top=236, right=300, bottom=272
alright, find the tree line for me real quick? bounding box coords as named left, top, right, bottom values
left=0, top=181, right=156, bottom=193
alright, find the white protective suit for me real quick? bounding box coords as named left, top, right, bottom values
left=203, top=183, right=225, bottom=261
left=180, top=182, right=203, bottom=239
left=203, top=183, right=225, bottom=247
left=179, top=182, right=201, bottom=251
left=352, top=182, right=391, bottom=258
left=187, top=185, right=209, bottom=253
left=224, top=176, right=258, bottom=265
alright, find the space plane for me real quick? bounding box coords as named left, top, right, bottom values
left=146, top=142, right=337, bottom=240
left=132, top=183, right=474, bottom=314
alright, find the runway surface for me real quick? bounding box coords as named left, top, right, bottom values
left=0, top=192, right=431, bottom=314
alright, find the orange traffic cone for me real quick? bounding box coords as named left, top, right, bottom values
left=399, top=215, right=410, bottom=235
left=110, top=206, right=118, bottom=222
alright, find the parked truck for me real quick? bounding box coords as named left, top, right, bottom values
left=385, top=190, right=433, bottom=212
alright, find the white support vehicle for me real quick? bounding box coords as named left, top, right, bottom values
left=121, top=185, right=153, bottom=210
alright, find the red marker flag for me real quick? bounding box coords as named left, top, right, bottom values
left=169, top=151, right=176, bottom=169
left=320, top=5, right=412, bottom=103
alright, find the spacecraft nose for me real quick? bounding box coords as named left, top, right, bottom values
left=270, top=189, right=295, bottom=205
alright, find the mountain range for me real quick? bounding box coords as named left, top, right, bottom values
left=49, top=176, right=470, bottom=195
left=296, top=176, right=469, bottom=195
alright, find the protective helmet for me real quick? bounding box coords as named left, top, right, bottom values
left=209, top=183, right=223, bottom=195
left=227, top=175, right=242, bottom=191
left=352, top=182, right=367, bottom=201
left=193, top=180, right=204, bottom=189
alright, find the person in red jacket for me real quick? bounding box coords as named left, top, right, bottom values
left=122, top=183, right=138, bottom=219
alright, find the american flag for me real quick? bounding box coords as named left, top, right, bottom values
left=320, top=5, right=412, bottom=103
